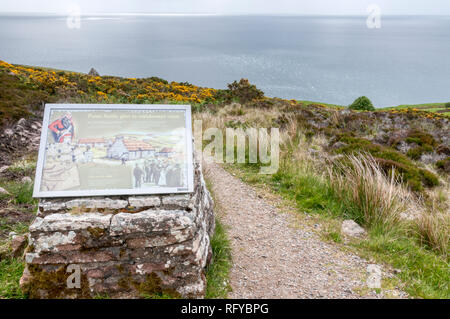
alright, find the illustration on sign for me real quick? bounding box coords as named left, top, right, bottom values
left=33, top=104, right=193, bottom=197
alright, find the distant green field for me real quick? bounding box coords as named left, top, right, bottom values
left=298, top=100, right=450, bottom=116
left=297, top=100, right=345, bottom=109
left=380, top=103, right=450, bottom=115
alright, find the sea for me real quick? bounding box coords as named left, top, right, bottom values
left=1, top=14, right=449, bottom=107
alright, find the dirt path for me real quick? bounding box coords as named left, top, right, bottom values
left=204, top=161, right=406, bottom=299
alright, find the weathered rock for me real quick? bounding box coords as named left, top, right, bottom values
left=162, top=194, right=191, bottom=208
left=420, top=152, right=447, bottom=164
left=20, top=153, right=215, bottom=299
left=0, top=118, right=43, bottom=167
left=10, top=235, right=28, bottom=258
left=0, top=186, right=9, bottom=195
left=110, top=210, right=194, bottom=235
left=65, top=198, right=128, bottom=210
left=341, top=220, right=366, bottom=238
left=21, top=176, right=32, bottom=183
left=0, top=166, right=9, bottom=173
left=29, top=213, right=112, bottom=233
left=128, top=196, right=161, bottom=209
left=38, top=199, right=68, bottom=215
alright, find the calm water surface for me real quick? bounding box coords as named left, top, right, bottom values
left=1, top=15, right=449, bottom=107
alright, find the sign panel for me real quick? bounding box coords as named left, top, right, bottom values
left=33, top=104, right=194, bottom=198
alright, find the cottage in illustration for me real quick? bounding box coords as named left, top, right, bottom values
left=78, top=138, right=108, bottom=148
left=157, top=147, right=175, bottom=158
left=107, top=136, right=155, bottom=160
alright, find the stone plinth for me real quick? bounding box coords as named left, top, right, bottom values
left=20, top=158, right=215, bottom=299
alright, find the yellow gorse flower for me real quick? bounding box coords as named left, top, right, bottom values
left=0, top=59, right=224, bottom=104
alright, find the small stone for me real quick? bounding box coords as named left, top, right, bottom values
left=0, top=166, right=9, bottom=173
left=9, top=231, right=17, bottom=238
left=393, top=268, right=402, bottom=274
left=21, top=176, right=32, bottom=183
left=19, top=267, right=32, bottom=290
left=88, top=68, right=100, bottom=76
left=0, top=186, right=10, bottom=195
left=4, top=129, right=14, bottom=137
left=10, top=235, right=28, bottom=258
left=341, top=220, right=366, bottom=238
left=367, top=264, right=382, bottom=289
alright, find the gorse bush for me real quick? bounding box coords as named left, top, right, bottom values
left=226, top=79, right=264, bottom=104
left=0, top=59, right=218, bottom=129
left=348, top=96, right=375, bottom=111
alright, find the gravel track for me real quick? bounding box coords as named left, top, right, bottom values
left=204, top=161, right=406, bottom=299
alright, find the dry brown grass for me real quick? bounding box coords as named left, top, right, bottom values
left=415, top=212, right=449, bottom=258
left=329, top=154, right=416, bottom=229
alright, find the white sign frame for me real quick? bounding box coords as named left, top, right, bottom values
left=33, top=104, right=194, bottom=198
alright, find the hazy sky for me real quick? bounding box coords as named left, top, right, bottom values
left=0, top=0, right=449, bottom=15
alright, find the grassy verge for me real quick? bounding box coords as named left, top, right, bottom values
left=0, top=159, right=39, bottom=299
left=204, top=178, right=232, bottom=299
left=0, top=257, right=26, bottom=298
left=205, top=219, right=232, bottom=298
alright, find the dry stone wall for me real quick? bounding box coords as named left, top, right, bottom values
left=20, top=156, right=215, bottom=299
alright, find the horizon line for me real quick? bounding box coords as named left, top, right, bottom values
left=1, top=12, right=450, bottom=17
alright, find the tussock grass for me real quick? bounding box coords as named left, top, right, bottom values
left=415, top=212, right=449, bottom=258
left=329, top=154, right=413, bottom=229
